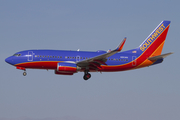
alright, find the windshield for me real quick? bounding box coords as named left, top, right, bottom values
left=13, top=54, right=21, bottom=57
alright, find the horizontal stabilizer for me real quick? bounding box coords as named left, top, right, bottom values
left=148, top=52, right=173, bottom=61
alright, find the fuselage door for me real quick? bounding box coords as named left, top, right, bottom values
left=76, top=55, right=80, bottom=62
left=28, top=51, right=33, bottom=61
left=132, top=56, right=136, bottom=66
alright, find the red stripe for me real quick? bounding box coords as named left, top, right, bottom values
left=16, top=61, right=59, bottom=69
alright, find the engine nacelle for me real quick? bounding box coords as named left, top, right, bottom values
left=55, top=62, right=80, bottom=75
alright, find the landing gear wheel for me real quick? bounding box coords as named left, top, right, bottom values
left=83, top=73, right=91, bottom=80
left=23, top=72, right=27, bottom=76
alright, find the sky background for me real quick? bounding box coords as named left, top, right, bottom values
left=0, top=0, right=180, bottom=120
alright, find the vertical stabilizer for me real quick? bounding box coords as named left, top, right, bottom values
left=138, top=21, right=170, bottom=57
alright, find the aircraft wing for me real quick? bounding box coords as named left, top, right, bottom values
left=76, top=38, right=126, bottom=68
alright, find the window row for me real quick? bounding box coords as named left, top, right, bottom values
left=35, top=55, right=128, bottom=61
left=35, top=55, right=62, bottom=58
left=108, top=58, right=128, bottom=61
left=35, top=55, right=90, bottom=59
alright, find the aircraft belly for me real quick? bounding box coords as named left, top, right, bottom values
left=15, top=61, right=58, bottom=69
left=99, top=64, right=135, bottom=72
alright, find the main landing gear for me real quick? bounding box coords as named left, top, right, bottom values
left=83, top=70, right=91, bottom=80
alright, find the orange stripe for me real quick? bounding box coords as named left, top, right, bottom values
left=135, top=41, right=165, bottom=69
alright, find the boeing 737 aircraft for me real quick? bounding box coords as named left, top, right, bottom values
left=5, top=21, right=173, bottom=80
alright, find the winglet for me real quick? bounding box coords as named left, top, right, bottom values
left=115, top=37, right=126, bottom=51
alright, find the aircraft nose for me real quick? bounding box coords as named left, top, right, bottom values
left=5, top=57, right=13, bottom=65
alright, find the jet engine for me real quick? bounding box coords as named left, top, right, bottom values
left=55, top=62, right=80, bottom=75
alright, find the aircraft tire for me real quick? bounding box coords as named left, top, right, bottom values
left=83, top=73, right=91, bottom=80
left=23, top=72, right=27, bottom=76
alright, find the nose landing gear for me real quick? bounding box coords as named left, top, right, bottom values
left=16, top=67, right=27, bottom=76
left=23, top=71, right=27, bottom=76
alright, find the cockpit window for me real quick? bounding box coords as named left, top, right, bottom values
left=13, top=54, right=21, bottom=57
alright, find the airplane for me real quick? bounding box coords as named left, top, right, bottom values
left=5, top=20, right=173, bottom=80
